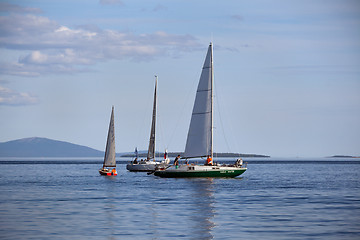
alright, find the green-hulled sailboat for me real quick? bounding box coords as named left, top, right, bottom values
left=154, top=43, right=247, bottom=178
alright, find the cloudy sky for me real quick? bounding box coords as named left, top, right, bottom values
left=0, top=0, right=359, bottom=157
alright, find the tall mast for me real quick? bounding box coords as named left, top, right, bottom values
left=210, top=43, right=214, bottom=160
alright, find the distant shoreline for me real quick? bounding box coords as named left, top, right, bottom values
left=120, top=152, right=270, bottom=158
left=3, top=137, right=357, bottom=159
left=329, top=155, right=360, bottom=158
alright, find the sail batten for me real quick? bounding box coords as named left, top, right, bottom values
left=192, top=111, right=211, bottom=115
left=183, top=44, right=213, bottom=159
left=103, top=106, right=116, bottom=168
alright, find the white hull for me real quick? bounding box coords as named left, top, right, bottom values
left=126, top=161, right=169, bottom=172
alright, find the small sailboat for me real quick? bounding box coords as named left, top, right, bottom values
left=126, top=76, right=170, bottom=172
left=99, top=106, right=117, bottom=176
left=154, top=43, right=247, bottom=178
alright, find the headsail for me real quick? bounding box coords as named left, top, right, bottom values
left=103, top=106, right=116, bottom=168
left=183, top=43, right=213, bottom=159
left=147, top=76, right=157, bottom=160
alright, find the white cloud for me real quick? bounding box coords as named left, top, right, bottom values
left=0, top=85, right=38, bottom=106
left=0, top=14, right=58, bottom=38
left=20, top=51, right=48, bottom=64
left=0, top=13, right=200, bottom=76
left=19, top=49, right=92, bottom=65
left=0, top=2, right=42, bottom=14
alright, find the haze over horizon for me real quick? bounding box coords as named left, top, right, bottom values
left=0, top=0, right=359, bottom=158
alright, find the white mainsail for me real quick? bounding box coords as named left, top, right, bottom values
left=147, top=76, right=157, bottom=160
left=183, top=43, right=213, bottom=159
left=103, top=106, right=116, bottom=168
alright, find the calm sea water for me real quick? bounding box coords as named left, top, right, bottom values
left=0, top=158, right=359, bottom=240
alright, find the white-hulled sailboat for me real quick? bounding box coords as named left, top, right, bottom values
left=154, top=43, right=247, bottom=178
left=99, top=106, right=117, bottom=176
left=126, top=76, right=170, bottom=172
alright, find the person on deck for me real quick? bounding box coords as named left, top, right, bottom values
left=206, top=155, right=213, bottom=165
left=174, top=155, right=180, bottom=166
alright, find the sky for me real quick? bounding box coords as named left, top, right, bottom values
left=0, top=0, right=359, bottom=158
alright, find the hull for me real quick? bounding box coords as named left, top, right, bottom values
left=154, top=165, right=246, bottom=178
left=126, top=161, right=168, bottom=172
left=99, top=169, right=117, bottom=176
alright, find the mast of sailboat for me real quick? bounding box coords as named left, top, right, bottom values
left=147, top=75, right=157, bottom=161
left=183, top=43, right=214, bottom=159
left=210, top=43, right=214, bottom=160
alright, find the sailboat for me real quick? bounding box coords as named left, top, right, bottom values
left=99, top=106, right=117, bottom=176
left=126, top=76, right=170, bottom=172
left=154, top=43, right=247, bottom=178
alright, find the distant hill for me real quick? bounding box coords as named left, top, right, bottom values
left=0, top=137, right=270, bottom=158
left=0, top=137, right=104, bottom=157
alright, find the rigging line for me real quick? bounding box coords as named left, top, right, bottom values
left=157, top=114, right=165, bottom=158
left=214, top=78, right=243, bottom=157
left=213, top=78, right=233, bottom=154
left=223, top=91, right=243, bottom=158
left=156, top=97, right=166, bottom=157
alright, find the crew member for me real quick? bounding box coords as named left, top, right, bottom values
left=206, top=155, right=213, bottom=165
left=174, top=155, right=180, bottom=166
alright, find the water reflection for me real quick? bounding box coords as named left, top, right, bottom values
left=104, top=177, right=117, bottom=240
left=187, top=178, right=215, bottom=240
left=149, top=183, right=159, bottom=240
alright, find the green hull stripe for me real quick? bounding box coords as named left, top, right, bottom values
left=154, top=169, right=246, bottom=178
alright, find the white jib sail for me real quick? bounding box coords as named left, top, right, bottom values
left=103, top=106, right=116, bottom=167
left=183, top=44, right=213, bottom=159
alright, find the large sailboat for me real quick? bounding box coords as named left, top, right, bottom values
left=126, top=76, right=170, bottom=172
left=99, top=106, right=118, bottom=176
left=154, top=43, right=247, bottom=178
